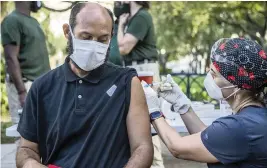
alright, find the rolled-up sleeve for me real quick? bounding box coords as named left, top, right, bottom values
left=126, top=16, right=149, bottom=41
left=17, top=82, right=38, bottom=143
left=201, top=116, right=249, bottom=164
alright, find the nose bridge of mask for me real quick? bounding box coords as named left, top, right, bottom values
left=204, top=72, right=223, bottom=99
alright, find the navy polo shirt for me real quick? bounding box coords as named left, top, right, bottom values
left=17, top=58, right=137, bottom=168
left=201, top=106, right=267, bottom=167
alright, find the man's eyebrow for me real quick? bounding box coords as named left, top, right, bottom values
left=79, top=32, right=92, bottom=36
left=100, top=34, right=110, bottom=37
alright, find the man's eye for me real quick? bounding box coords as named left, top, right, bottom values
left=81, top=36, right=92, bottom=40
left=99, top=38, right=108, bottom=43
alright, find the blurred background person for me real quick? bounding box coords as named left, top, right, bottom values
left=116, top=1, right=164, bottom=168
left=1, top=1, right=50, bottom=125
left=108, top=1, right=123, bottom=66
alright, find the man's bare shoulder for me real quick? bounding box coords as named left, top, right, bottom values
left=130, top=76, right=146, bottom=101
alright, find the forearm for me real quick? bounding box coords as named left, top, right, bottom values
left=180, top=108, right=207, bottom=134
left=16, top=147, right=45, bottom=168
left=117, top=23, right=125, bottom=48
left=124, top=144, right=153, bottom=168
left=6, top=56, right=26, bottom=93
left=152, top=118, right=183, bottom=156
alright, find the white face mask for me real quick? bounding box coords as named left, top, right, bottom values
left=69, top=25, right=109, bottom=71
left=204, top=72, right=240, bottom=100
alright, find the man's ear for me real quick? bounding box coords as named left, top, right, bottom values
left=62, top=23, right=70, bottom=39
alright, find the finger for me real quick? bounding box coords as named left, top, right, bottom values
left=160, top=82, right=172, bottom=89
left=161, top=76, right=166, bottom=82
left=160, top=86, right=173, bottom=91
left=162, top=82, right=172, bottom=87
left=158, top=91, right=168, bottom=98
left=123, top=13, right=129, bottom=18
left=120, top=14, right=126, bottom=19
left=167, top=74, right=174, bottom=83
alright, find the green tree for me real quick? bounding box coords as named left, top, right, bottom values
left=150, top=1, right=267, bottom=73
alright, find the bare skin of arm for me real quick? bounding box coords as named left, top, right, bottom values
left=152, top=118, right=218, bottom=163
left=117, top=14, right=138, bottom=56
left=16, top=137, right=46, bottom=168
left=180, top=108, right=207, bottom=134
left=125, top=77, right=154, bottom=168
left=4, top=44, right=27, bottom=106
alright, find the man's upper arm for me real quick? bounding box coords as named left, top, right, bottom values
left=17, top=82, right=39, bottom=143
left=126, top=76, right=153, bottom=152
left=4, top=45, right=20, bottom=60
left=1, top=16, right=21, bottom=46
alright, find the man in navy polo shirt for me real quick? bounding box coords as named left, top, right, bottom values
left=16, top=2, right=153, bottom=168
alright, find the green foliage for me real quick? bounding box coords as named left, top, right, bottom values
left=1, top=58, right=9, bottom=118
left=171, top=75, right=219, bottom=106
left=32, top=7, right=67, bottom=57
left=150, top=1, right=267, bottom=69
left=172, top=75, right=211, bottom=102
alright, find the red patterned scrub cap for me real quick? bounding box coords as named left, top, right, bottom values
left=210, top=38, right=267, bottom=90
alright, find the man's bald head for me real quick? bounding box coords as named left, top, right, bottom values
left=69, top=2, right=113, bottom=33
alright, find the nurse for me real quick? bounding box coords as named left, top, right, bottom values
left=142, top=38, right=267, bottom=167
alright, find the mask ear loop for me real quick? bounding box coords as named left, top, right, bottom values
left=68, top=25, right=75, bottom=38
left=68, top=25, right=77, bottom=55
left=224, top=87, right=240, bottom=100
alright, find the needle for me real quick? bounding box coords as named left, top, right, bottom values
left=144, top=82, right=162, bottom=87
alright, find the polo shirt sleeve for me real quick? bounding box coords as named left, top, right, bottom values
left=201, top=116, right=249, bottom=164
left=126, top=15, right=149, bottom=41
left=17, top=82, right=38, bottom=143
left=1, top=16, right=21, bottom=46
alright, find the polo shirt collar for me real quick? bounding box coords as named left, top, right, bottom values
left=63, top=57, right=106, bottom=83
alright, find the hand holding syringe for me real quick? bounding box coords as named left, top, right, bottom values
left=143, top=75, right=173, bottom=91
left=143, top=82, right=162, bottom=88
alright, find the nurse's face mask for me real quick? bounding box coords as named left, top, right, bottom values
left=204, top=71, right=240, bottom=100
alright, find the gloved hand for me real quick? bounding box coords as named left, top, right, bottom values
left=158, top=74, right=191, bottom=114
left=141, top=81, right=161, bottom=114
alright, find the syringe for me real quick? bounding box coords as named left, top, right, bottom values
left=143, top=82, right=162, bottom=87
